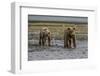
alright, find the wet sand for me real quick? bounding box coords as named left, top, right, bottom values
left=28, top=40, right=88, bottom=61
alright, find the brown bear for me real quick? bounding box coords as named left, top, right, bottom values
left=64, top=27, right=72, bottom=48
left=39, top=27, right=51, bottom=46
left=64, top=27, right=76, bottom=48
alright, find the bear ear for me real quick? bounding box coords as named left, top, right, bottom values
left=73, top=27, right=76, bottom=30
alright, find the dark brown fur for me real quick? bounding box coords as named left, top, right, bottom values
left=64, top=27, right=76, bottom=48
